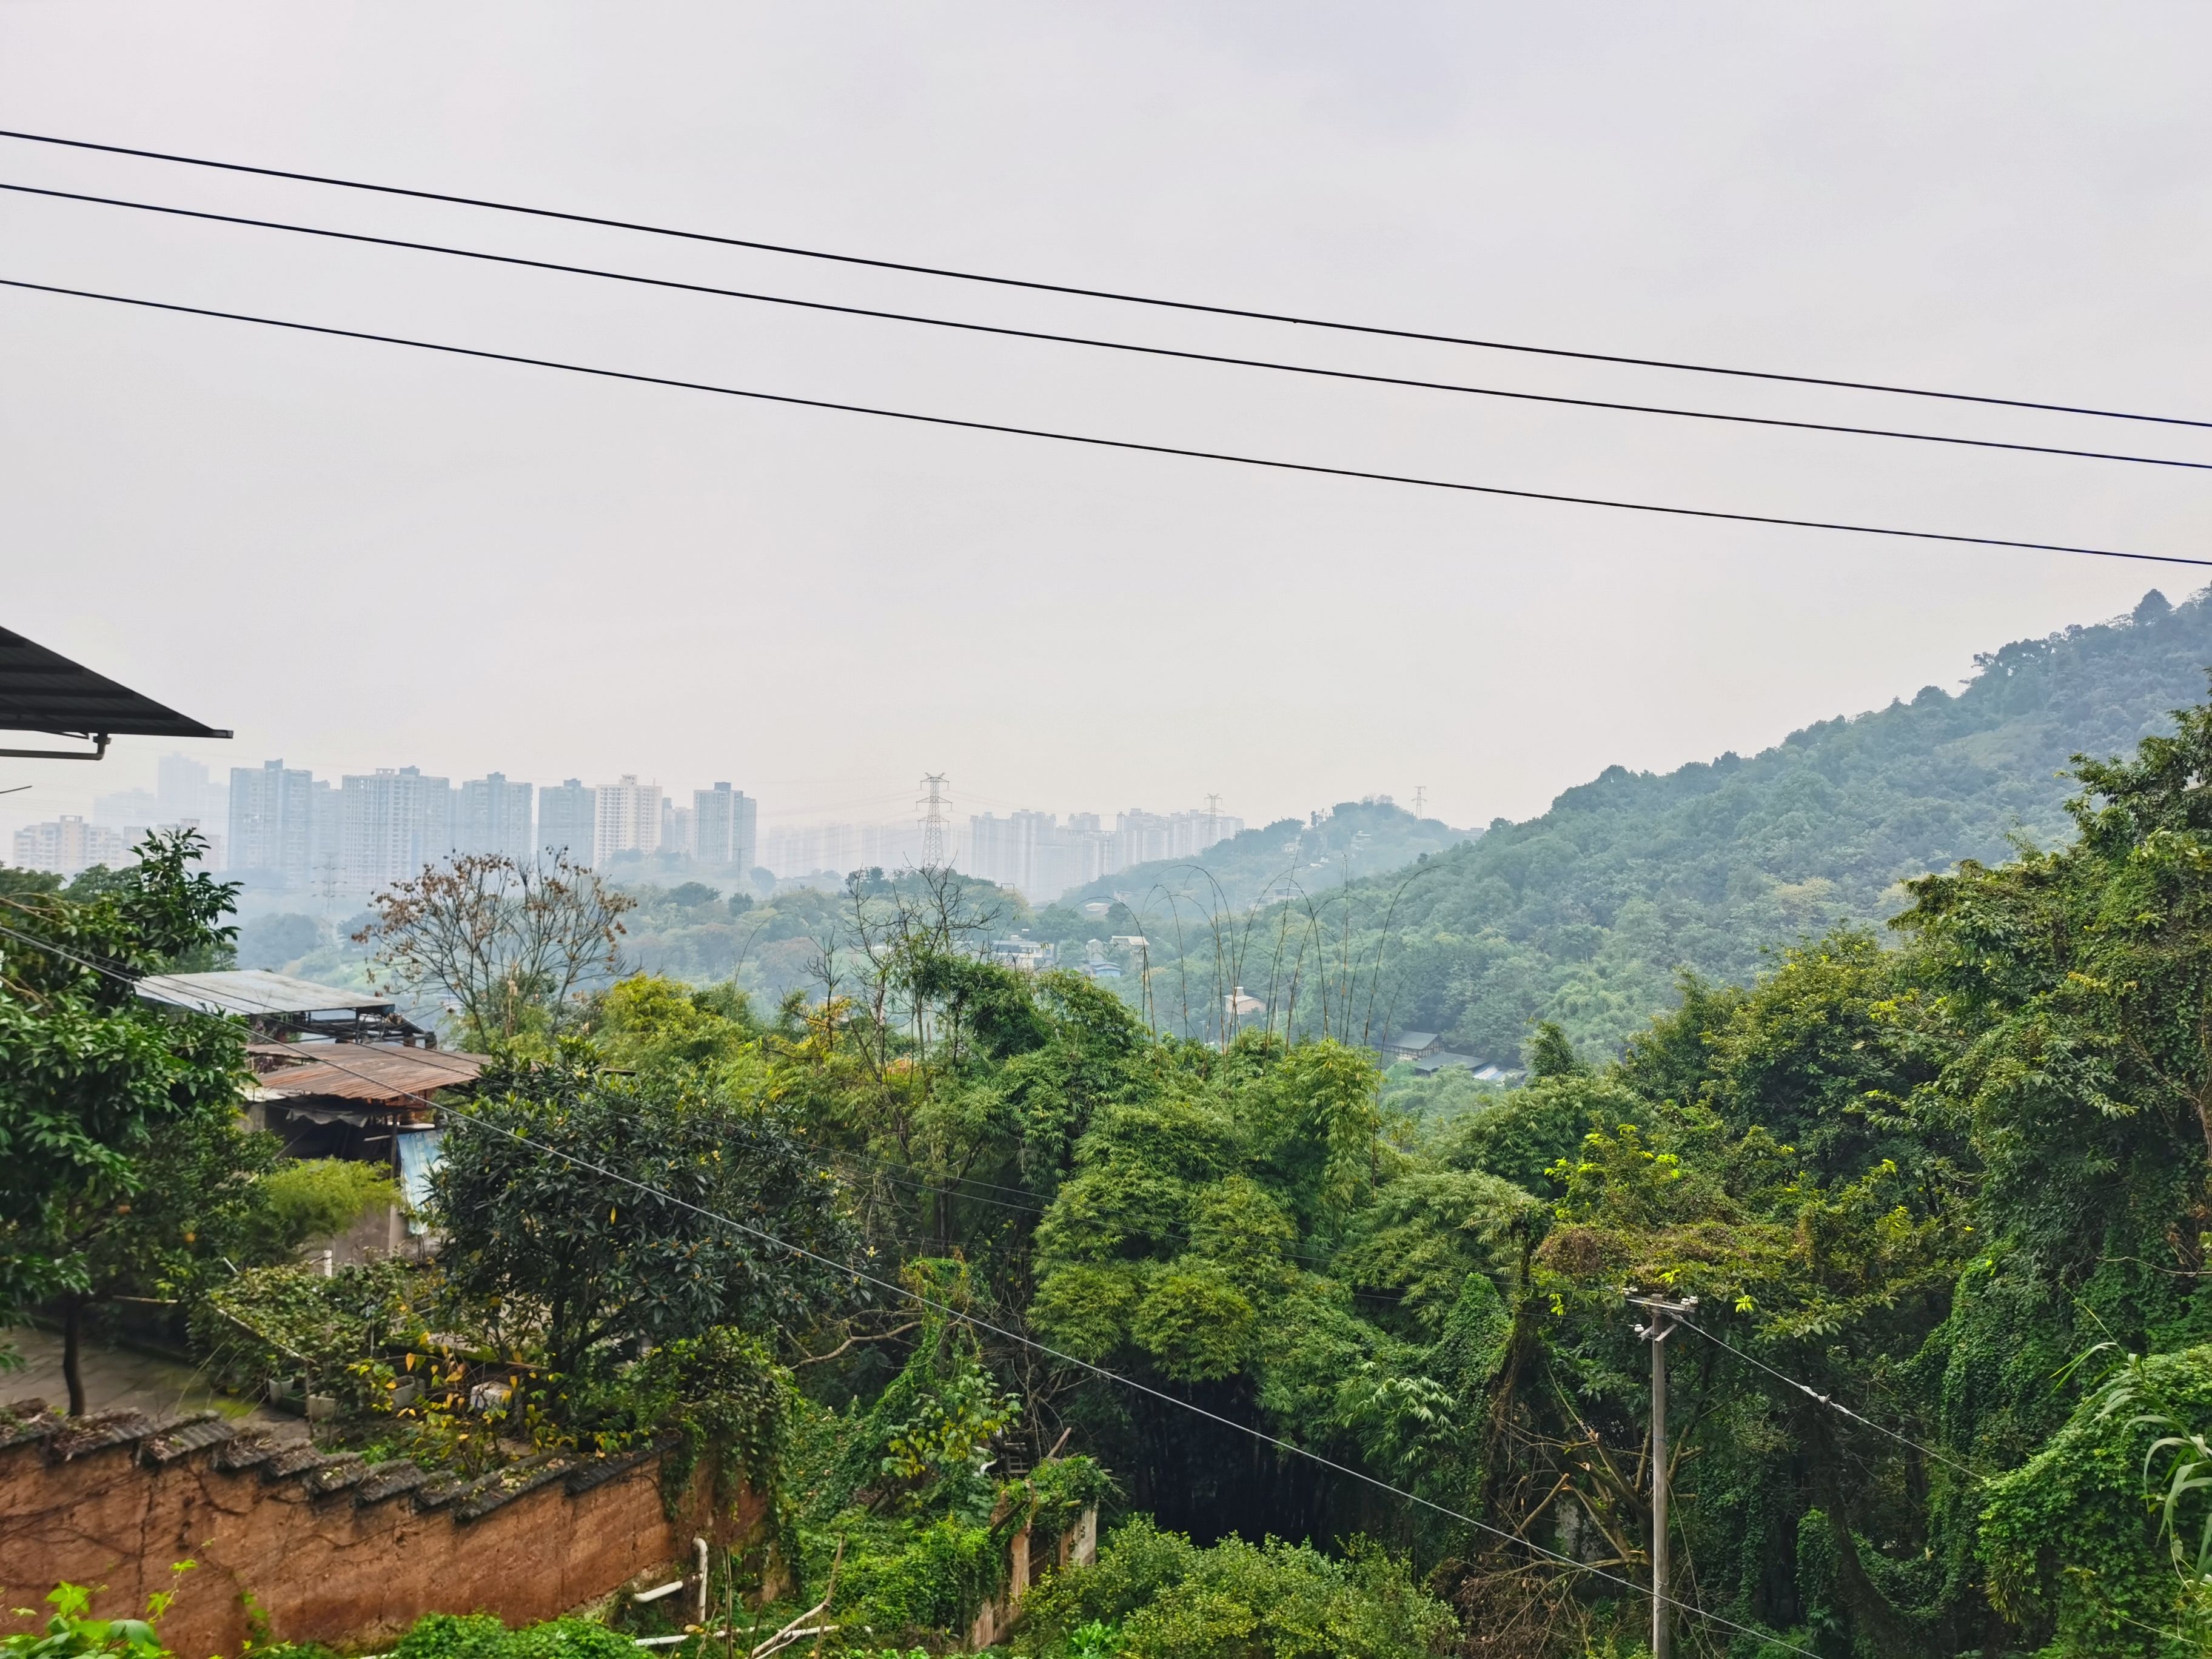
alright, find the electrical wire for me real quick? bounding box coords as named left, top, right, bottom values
left=2, top=275, right=2202, bottom=571
left=5, top=178, right=2208, bottom=475
left=0, top=124, right=2201, bottom=435
left=449, top=1111, right=1812, bottom=1655
left=1677, top=1319, right=1985, bottom=1481
left=0, top=914, right=1816, bottom=1656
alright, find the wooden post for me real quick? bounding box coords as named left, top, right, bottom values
left=1629, top=1293, right=1697, bottom=1659
left=1073, top=1504, right=1098, bottom=1568
left=1651, top=1319, right=1669, bottom=1659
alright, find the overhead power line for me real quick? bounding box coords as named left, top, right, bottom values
left=0, top=124, right=2203, bottom=434
left=2, top=275, right=2202, bottom=570
left=4, top=179, right=2207, bottom=475
left=0, top=915, right=1815, bottom=1659
left=1678, top=1319, right=1985, bottom=1481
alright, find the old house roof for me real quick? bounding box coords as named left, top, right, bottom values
left=252, top=1044, right=489, bottom=1107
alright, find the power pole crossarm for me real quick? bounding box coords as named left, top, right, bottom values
left=1629, top=1292, right=1698, bottom=1659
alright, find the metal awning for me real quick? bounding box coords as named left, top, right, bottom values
left=139, top=970, right=433, bottom=1045
left=1, top=626, right=230, bottom=760
left=139, top=970, right=398, bottom=1020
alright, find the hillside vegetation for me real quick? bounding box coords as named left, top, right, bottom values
left=1161, top=587, right=2212, bottom=1061
left=1059, top=799, right=1469, bottom=916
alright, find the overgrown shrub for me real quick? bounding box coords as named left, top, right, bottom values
left=252, top=1159, right=402, bottom=1256
left=392, top=1614, right=635, bottom=1659
left=189, top=1258, right=434, bottom=1406
left=1980, top=1345, right=2212, bottom=1656
left=1011, top=1517, right=1454, bottom=1658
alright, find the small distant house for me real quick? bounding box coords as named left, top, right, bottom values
left=1382, top=1030, right=1444, bottom=1065
left=1412, top=1051, right=1483, bottom=1076
left=1406, top=1050, right=1523, bottom=1084
left=990, top=934, right=1056, bottom=973
left=244, top=1042, right=486, bottom=1161
left=136, top=969, right=484, bottom=1264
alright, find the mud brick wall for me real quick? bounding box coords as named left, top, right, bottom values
left=0, top=1401, right=741, bottom=1657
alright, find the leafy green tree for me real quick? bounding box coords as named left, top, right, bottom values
left=1524, top=1021, right=1584, bottom=1080
left=429, top=1057, right=857, bottom=1380
left=0, top=830, right=247, bottom=1410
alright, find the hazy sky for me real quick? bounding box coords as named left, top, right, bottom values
left=4, top=5, right=2208, bottom=839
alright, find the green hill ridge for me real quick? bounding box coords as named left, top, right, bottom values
left=1115, top=588, right=2212, bottom=1061
left=1379, top=586, right=2212, bottom=1057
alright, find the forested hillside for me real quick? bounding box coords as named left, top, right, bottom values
left=1134, top=588, right=2212, bottom=1061
left=1059, top=798, right=1469, bottom=914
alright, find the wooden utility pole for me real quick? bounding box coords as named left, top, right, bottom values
left=1629, top=1292, right=1698, bottom=1659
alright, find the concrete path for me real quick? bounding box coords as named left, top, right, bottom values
left=2, top=1326, right=299, bottom=1432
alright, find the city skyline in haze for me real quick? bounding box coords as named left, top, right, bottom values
left=4, top=7, right=2207, bottom=850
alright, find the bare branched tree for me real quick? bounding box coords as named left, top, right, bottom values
left=355, top=851, right=634, bottom=1044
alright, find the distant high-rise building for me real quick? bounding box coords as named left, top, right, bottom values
left=692, top=783, right=758, bottom=871
left=92, top=786, right=160, bottom=828
left=665, top=804, right=695, bottom=859
left=228, top=760, right=317, bottom=884
left=1114, top=808, right=1242, bottom=871
left=458, top=773, right=534, bottom=860
left=309, top=780, right=341, bottom=890
left=759, top=820, right=920, bottom=879
left=965, top=809, right=1088, bottom=899
left=537, top=779, right=596, bottom=862
left=340, top=767, right=455, bottom=891
left=593, top=776, right=663, bottom=866
left=113, top=817, right=227, bottom=870
left=962, top=805, right=1241, bottom=899
left=158, top=754, right=226, bottom=825
left=12, top=815, right=126, bottom=876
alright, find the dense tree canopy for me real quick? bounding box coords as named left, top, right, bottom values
left=24, top=602, right=2212, bottom=1657
left=0, top=831, right=255, bottom=1410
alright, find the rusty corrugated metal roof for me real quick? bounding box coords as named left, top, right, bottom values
left=255, top=1044, right=490, bottom=1105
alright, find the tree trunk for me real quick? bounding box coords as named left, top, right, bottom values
left=1803, top=1417, right=1950, bottom=1658
left=61, top=1297, right=87, bottom=1416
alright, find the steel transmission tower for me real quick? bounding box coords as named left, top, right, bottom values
left=918, top=773, right=950, bottom=868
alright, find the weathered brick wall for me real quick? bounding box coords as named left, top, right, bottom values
left=0, top=1401, right=738, bottom=1657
